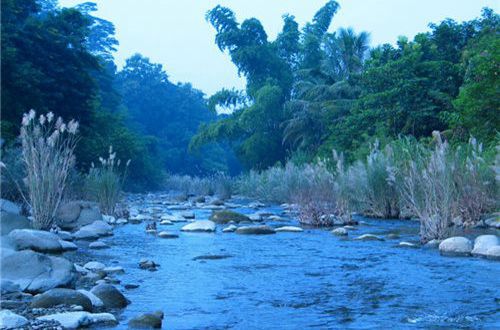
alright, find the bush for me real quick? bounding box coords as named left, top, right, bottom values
left=396, top=133, right=497, bottom=242
left=0, top=145, right=25, bottom=203
left=84, top=146, right=130, bottom=215
left=19, top=110, right=78, bottom=230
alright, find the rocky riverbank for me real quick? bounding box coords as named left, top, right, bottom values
left=1, top=194, right=499, bottom=329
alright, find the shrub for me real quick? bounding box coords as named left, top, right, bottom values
left=84, top=146, right=130, bottom=215
left=18, top=110, right=78, bottom=230
left=164, top=172, right=234, bottom=200
left=0, top=145, right=25, bottom=203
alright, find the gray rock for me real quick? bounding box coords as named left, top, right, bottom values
left=484, top=246, right=500, bottom=260
left=56, top=201, right=82, bottom=230
left=275, top=226, right=303, bottom=232
left=77, top=207, right=103, bottom=226
left=471, top=235, right=499, bottom=257
left=84, top=261, right=106, bottom=272
left=0, top=199, right=21, bottom=215
left=57, top=231, right=73, bottom=241
left=31, top=288, right=93, bottom=311
left=0, top=280, right=21, bottom=294
left=181, top=220, right=216, bottom=232
left=77, top=289, right=104, bottom=308
left=0, top=212, right=30, bottom=236
left=8, top=229, right=63, bottom=253
left=128, top=311, right=163, bottom=329
left=0, top=310, right=28, bottom=328
left=37, top=311, right=116, bottom=329
left=236, top=225, right=276, bottom=235
left=90, top=284, right=129, bottom=308
left=484, top=215, right=500, bottom=229
left=424, top=239, right=441, bottom=248
left=331, top=228, right=348, bottom=236
left=74, top=221, right=113, bottom=240
left=1, top=250, right=75, bottom=293
left=59, top=240, right=78, bottom=251
left=439, top=236, right=473, bottom=256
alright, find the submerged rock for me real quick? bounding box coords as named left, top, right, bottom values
left=8, top=229, right=63, bottom=253
left=471, top=235, right=499, bottom=257
left=331, top=228, right=348, bottom=236
left=0, top=310, right=28, bottom=328
left=158, top=231, right=179, bottom=239
left=236, top=225, right=276, bottom=235
left=37, top=311, right=116, bottom=329
left=1, top=250, right=75, bottom=293
left=31, top=288, right=93, bottom=311
left=90, top=284, right=129, bottom=309
left=181, top=211, right=195, bottom=219
left=209, top=210, right=250, bottom=224
left=89, top=241, right=109, bottom=249
left=129, top=311, right=164, bottom=329
left=181, top=220, right=216, bottom=232
left=398, top=241, right=418, bottom=248
left=222, top=224, right=238, bottom=233
left=193, top=254, right=233, bottom=261
left=354, top=234, right=384, bottom=241
left=439, top=237, right=472, bottom=256
left=424, top=239, right=441, bottom=248
left=275, top=226, right=303, bottom=232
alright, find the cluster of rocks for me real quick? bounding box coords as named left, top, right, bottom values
left=438, top=235, right=500, bottom=259
left=0, top=198, right=163, bottom=329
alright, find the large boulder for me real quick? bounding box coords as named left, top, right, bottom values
left=8, top=229, right=63, bottom=253
left=90, top=284, right=129, bottom=309
left=236, top=225, right=276, bottom=235
left=181, top=220, right=216, bottom=232
left=56, top=201, right=102, bottom=231
left=74, top=221, right=112, bottom=240
left=439, top=236, right=473, bottom=256
left=1, top=250, right=75, bottom=293
left=1, top=212, right=30, bottom=235
left=0, top=310, right=28, bottom=328
left=128, top=311, right=164, bottom=329
left=471, top=235, right=499, bottom=257
left=209, top=210, right=250, bottom=224
left=37, top=311, right=116, bottom=329
left=0, top=199, right=21, bottom=215
left=31, top=288, right=93, bottom=311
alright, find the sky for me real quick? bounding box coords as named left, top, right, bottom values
left=59, top=0, right=499, bottom=96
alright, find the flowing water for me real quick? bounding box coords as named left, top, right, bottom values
left=83, top=196, right=500, bottom=329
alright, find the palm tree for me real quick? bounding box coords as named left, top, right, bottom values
left=283, top=28, right=370, bottom=152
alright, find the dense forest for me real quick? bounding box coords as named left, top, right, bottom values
left=1, top=0, right=238, bottom=191
left=2, top=0, right=498, bottom=190
left=191, top=1, right=499, bottom=168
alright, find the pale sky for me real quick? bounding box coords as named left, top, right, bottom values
left=59, top=0, right=499, bottom=96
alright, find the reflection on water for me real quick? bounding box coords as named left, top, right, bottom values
left=85, top=196, right=500, bottom=329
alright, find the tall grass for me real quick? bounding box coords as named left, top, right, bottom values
left=84, top=146, right=130, bottom=215
left=164, top=172, right=234, bottom=200
left=15, top=110, right=78, bottom=230
left=396, top=133, right=496, bottom=242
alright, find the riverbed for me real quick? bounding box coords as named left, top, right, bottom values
left=78, top=194, right=500, bottom=329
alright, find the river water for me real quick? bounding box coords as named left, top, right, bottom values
left=84, top=195, right=500, bottom=329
